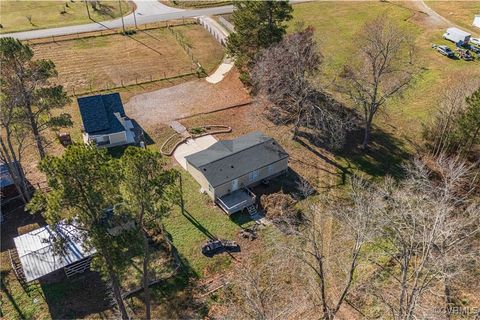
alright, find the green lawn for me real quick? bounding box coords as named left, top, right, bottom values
left=290, top=1, right=480, bottom=178
left=164, top=171, right=251, bottom=276
left=0, top=0, right=133, bottom=34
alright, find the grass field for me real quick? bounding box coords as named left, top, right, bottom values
left=0, top=0, right=133, bottom=34
left=426, top=1, right=480, bottom=32
left=31, top=24, right=224, bottom=93
left=289, top=1, right=480, bottom=177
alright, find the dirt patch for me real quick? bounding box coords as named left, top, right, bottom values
left=398, top=0, right=451, bottom=29
left=124, top=69, right=251, bottom=130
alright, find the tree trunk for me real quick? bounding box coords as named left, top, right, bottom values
left=361, top=119, right=372, bottom=149
left=142, top=230, right=151, bottom=320
left=443, top=276, right=453, bottom=320
left=28, top=111, right=46, bottom=159
left=104, top=253, right=129, bottom=320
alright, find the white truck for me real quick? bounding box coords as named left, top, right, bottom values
left=443, top=27, right=471, bottom=45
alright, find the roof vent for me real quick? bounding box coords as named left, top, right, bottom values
left=231, top=165, right=234, bottom=168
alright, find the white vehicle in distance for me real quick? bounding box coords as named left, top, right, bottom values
left=443, top=27, right=471, bottom=45
left=470, top=37, right=480, bottom=47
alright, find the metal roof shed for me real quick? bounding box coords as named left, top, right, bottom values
left=13, top=222, right=95, bottom=282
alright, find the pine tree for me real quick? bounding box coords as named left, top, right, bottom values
left=118, top=147, right=177, bottom=320
left=28, top=145, right=130, bottom=319
left=0, top=37, right=71, bottom=159
left=226, top=0, right=293, bottom=83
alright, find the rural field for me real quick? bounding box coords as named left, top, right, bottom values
left=287, top=1, right=480, bottom=177
left=427, top=0, right=480, bottom=31
left=1, top=1, right=480, bottom=319
left=31, top=23, right=225, bottom=94
left=0, top=0, right=133, bottom=34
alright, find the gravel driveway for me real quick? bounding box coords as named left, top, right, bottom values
left=124, top=69, right=250, bottom=129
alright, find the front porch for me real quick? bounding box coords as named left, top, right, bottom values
left=216, top=188, right=256, bottom=215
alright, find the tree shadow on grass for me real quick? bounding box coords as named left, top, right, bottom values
left=0, top=271, right=26, bottom=319
left=181, top=208, right=217, bottom=241
left=338, top=127, right=412, bottom=179
left=296, top=126, right=412, bottom=180
left=40, top=270, right=113, bottom=319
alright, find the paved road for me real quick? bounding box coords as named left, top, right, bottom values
left=0, top=0, right=234, bottom=40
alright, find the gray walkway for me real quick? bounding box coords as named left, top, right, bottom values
left=1, top=0, right=234, bottom=40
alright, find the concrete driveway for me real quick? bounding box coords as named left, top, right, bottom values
left=173, top=135, right=217, bottom=169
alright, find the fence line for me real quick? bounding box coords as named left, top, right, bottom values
left=166, top=24, right=206, bottom=75
left=25, top=19, right=198, bottom=46
left=69, top=71, right=199, bottom=97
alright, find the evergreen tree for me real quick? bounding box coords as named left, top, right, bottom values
left=0, top=37, right=71, bottom=159
left=28, top=145, right=130, bottom=320
left=226, top=0, right=293, bottom=83
left=459, top=88, right=480, bottom=154
left=118, top=147, right=177, bottom=320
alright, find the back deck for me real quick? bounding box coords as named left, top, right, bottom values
left=216, top=188, right=256, bottom=215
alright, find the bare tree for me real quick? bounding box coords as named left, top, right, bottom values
left=224, top=246, right=308, bottom=320
left=422, top=78, right=480, bottom=157
left=294, top=179, right=377, bottom=320
left=368, top=155, right=480, bottom=319
left=0, top=99, right=32, bottom=203
left=339, top=16, right=415, bottom=149
left=252, top=27, right=354, bottom=150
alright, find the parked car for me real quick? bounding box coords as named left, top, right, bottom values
left=436, top=45, right=455, bottom=58
left=467, top=44, right=480, bottom=54
left=201, top=239, right=240, bottom=256
left=470, top=37, right=480, bottom=47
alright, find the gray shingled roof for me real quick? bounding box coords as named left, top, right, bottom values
left=185, top=132, right=288, bottom=187
left=77, top=93, right=126, bottom=135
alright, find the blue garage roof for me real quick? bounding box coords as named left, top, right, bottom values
left=78, top=93, right=127, bottom=135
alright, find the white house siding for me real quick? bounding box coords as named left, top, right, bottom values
left=213, top=157, right=288, bottom=199
left=108, top=131, right=127, bottom=145
left=186, top=161, right=215, bottom=199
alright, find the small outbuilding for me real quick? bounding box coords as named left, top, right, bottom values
left=185, top=132, right=289, bottom=214
left=78, top=93, right=135, bottom=148
left=12, top=222, right=95, bottom=282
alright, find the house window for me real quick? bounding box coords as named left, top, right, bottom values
left=249, top=169, right=259, bottom=182
left=268, top=164, right=274, bottom=175
left=232, top=179, right=239, bottom=191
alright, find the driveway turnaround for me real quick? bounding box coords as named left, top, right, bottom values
left=173, top=135, right=218, bottom=169
left=1, top=0, right=234, bottom=40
